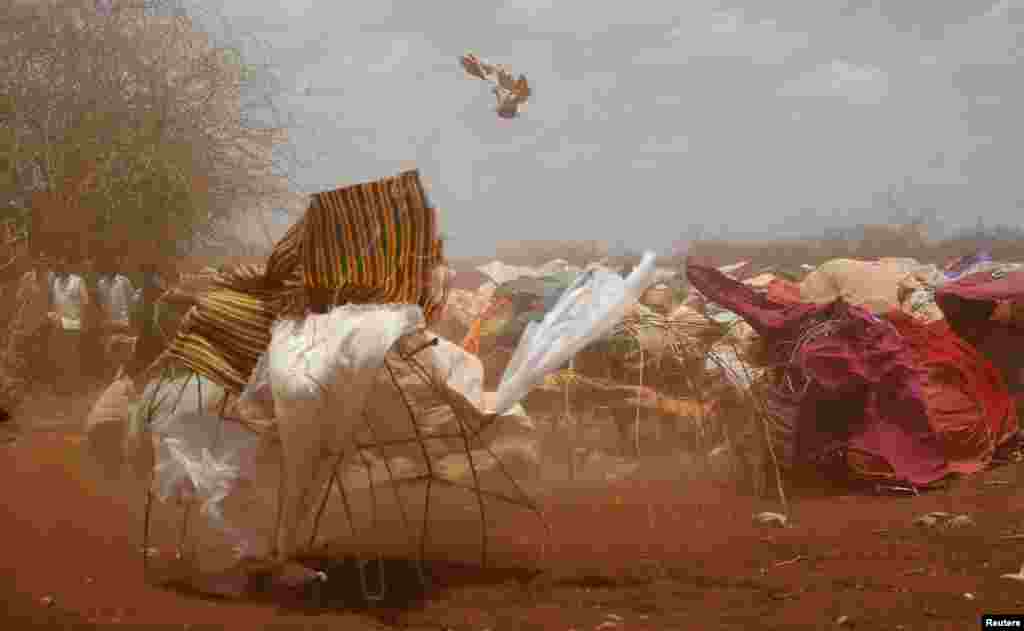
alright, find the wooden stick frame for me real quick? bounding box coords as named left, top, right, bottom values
left=138, top=335, right=551, bottom=600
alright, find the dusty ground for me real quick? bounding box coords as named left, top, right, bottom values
left=3, top=389, right=1024, bottom=630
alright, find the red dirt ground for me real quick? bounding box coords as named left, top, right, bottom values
left=3, top=391, right=1024, bottom=630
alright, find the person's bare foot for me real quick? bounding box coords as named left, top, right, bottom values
left=272, top=561, right=328, bottom=589
left=229, top=557, right=327, bottom=591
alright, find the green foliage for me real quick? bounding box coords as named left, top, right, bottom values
left=0, top=3, right=286, bottom=263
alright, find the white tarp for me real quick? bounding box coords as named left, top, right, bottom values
left=267, top=304, right=425, bottom=561
left=140, top=374, right=252, bottom=555
left=477, top=261, right=539, bottom=285
left=139, top=254, right=658, bottom=561
left=493, top=251, right=658, bottom=414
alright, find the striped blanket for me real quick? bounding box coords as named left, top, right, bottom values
left=165, top=284, right=278, bottom=394
left=164, top=170, right=448, bottom=395
left=276, top=170, right=447, bottom=320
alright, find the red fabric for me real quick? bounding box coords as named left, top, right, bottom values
left=936, top=269, right=1024, bottom=303
left=888, top=311, right=1018, bottom=474
left=936, top=269, right=1024, bottom=394
left=766, top=279, right=802, bottom=306
left=686, top=257, right=949, bottom=486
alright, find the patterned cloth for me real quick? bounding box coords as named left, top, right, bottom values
left=165, top=284, right=278, bottom=394
left=289, top=169, right=446, bottom=320
left=165, top=170, right=447, bottom=396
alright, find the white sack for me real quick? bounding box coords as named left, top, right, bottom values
left=268, top=304, right=423, bottom=561
left=83, top=373, right=137, bottom=481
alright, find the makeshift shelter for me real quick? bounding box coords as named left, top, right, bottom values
left=944, top=251, right=992, bottom=278
left=887, top=312, right=1018, bottom=475
left=800, top=258, right=923, bottom=315
left=936, top=268, right=1024, bottom=396
left=464, top=271, right=579, bottom=358
left=476, top=260, right=539, bottom=286
left=113, top=169, right=657, bottom=587
left=447, top=266, right=491, bottom=292
left=687, top=257, right=949, bottom=488
left=766, top=278, right=802, bottom=306
left=131, top=170, right=551, bottom=580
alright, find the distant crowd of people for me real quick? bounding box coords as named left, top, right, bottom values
left=7, top=253, right=168, bottom=400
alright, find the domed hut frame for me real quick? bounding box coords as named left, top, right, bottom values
left=562, top=306, right=788, bottom=507
left=137, top=170, right=550, bottom=599
left=138, top=335, right=549, bottom=599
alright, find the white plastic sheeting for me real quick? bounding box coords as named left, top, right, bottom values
left=476, top=261, right=539, bottom=285
left=138, top=374, right=228, bottom=431
left=140, top=374, right=254, bottom=553
left=493, top=250, right=658, bottom=415
left=268, top=304, right=423, bottom=425
left=268, top=304, right=423, bottom=561
left=357, top=333, right=538, bottom=484
left=140, top=254, right=654, bottom=562
left=152, top=410, right=265, bottom=558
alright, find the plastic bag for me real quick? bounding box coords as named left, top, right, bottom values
left=152, top=410, right=264, bottom=558
left=493, top=251, right=657, bottom=415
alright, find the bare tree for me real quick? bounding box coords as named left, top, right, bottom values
left=0, top=0, right=303, bottom=262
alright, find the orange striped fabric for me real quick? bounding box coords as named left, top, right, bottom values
left=164, top=285, right=277, bottom=394
left=265, top=217, right=304, bottom=286
left=271, top=169, right=447, bottom=320
left=166, top=170, right=448, bottom=394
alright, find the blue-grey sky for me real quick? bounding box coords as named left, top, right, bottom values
left=197, top=0, right=1024, bottom=257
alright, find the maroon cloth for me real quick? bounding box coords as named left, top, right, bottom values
left=685, top=257, right=821, bottom=357
left=687, top=257, right=949, bottom=486
left=936, top=269, right=1024, bottom=394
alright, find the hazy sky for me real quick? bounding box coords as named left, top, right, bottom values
left=196, top=0, right=1024, bottom=257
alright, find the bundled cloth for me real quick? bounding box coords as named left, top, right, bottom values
left=166, top=283, right=279, bottom=395
left=84, top=371, right=140, bottom=481
left=286, top=170, right=446, bottom=320
left=800, top=258, right=925, bottom=315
